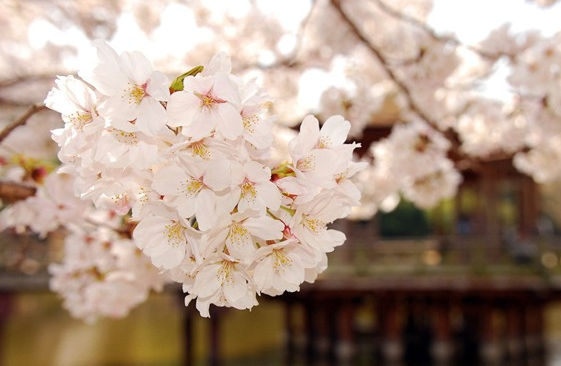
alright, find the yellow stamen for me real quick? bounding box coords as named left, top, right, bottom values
left=68, top=112, right=93, bottom=130
left=192, top=141, right=211, bottom=159
left=318, top=136, right=332, bottom=149
left=164, top=221, right=185, bottom=247
left=241, top=181, right=257, bottom=202
left=303, top=215, right=326, bottom=234
left=217, top=260, right=235, bottom=285
left=228, top=222, right=249, bottom=246
left=110, top=128, right=139, bottom=145
left=273, top=249, right=293, bottom=273
left=297, top=155, right=315, bottom=172
left=243, top=114, right=259, bottom=134
left=124, top=83, right=146, bottom=105
left=181, top=178, right=203, bottom=196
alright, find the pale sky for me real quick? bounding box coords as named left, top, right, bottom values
left=429, top=0, right=561, bottom=43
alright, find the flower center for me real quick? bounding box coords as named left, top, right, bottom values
left=196, top=92, right=226, bottom=110
left=68, top=111, right=93, bottom=130
left=297, top=155, right=315, bottom=172
left=110, top=128, right=139, bottom=145
left=217, top=260, right=235, bottom=285
left=191, top=141, right=211, bottom=159
left=241, top=181, right=257, bottom=202
left=181, top=178, right=203, bottom=196
left=228, top=222, right=249, bottom=246
left=243, top=114, right=259, bottom=134
left=303, top=215, right=326, bottom=234
left=124, top=83, right=147, bottom=105
left=273, top=249, right=292, bottom=273
left=318, top=136, right=332, bottom=149
left=164, top=221, right=185, bottom=247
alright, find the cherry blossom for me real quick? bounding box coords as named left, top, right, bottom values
left=2, top=0, right=561, bottom=323
left=167, top=69, right=243, bottom=140
left=79, top=40, right=170, bottom=136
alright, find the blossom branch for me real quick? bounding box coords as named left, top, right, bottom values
left=0, top=74, right=55, bottom=89
left=0, top=104, right=48, bottom=143
left=329, top=0, right=438, bottom=127
left=0, top=181, right=36, bottom=202
left=372, top=0, right=496, bottom=60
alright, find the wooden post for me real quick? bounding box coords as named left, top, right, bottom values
left=209, top=307, right=221, bottom=366
left=182, top=302, right=194, bottom=366
left=431, top=299, right=453, bottom=365
left=479, top=303, right=503, bottom=366
left=505, top=302, right=524, bottom=364
left=378, top=296, right=403, bottom=365
left=524, top=300, right=545, bottom=362
left=0, top=292, right=12, bottom=366
left=336, top=298, right=355, bottom=364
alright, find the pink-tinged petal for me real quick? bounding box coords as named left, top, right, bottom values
left=166, top=91, right=199, bottom=128
left=46, top=76, right=97, bottom=116
left=225, top=224, right=254, bottom=259
left=216, top=103, right=243, bottom=140
left=337, top=179, right=361, bottom=205
left=253, top=256, right=274, bottom=291
left=194, top=265, right=221, bottom=298
left=297, top=149, right=339, bottom=178
left=289, top=115, right=320, bottom=160
left=320, top=115, right=350, bottom=147
left=130, top=141, right=159, bottom=170
left=204, top=159, right=235, bottom=191
left=186, top=112, right=216, bottom=140
left=152, top=245, right=185, bottom=269
left=244, top=215, right=284, bottom=240
left=99, top=101, right=138, bottom=132
left=146, top=71, right=170, bottom=101
left=204, top=52, right=232, bottom=75
left=79, top=41, right=127, bottom=96
left=217, top=189, right=242, bottom=215
left=135, top=99, right=167, bottom=136
left=195, top=189, right=217, bottom=231
left=245, top=161, right=271, bottom=183
left=212, top=73, right=241, bottom=105
left=255, top=182, right=282, bottom=210
left=196, top=298, right=212, bottom=318
left=177, top=196, right=197, bottom=219
left=275, top=176, right=307, bottom=195
left=320, top=229, right=346, bottom=252
left=280, top=262, right=304, bottom=285
left=152, top=166, right=187, bottom=195
left=183, top=75, right=214, bottom=95
left=223, top=271, right=247, bottom=303
left=119, top=51, right=153, bottom=84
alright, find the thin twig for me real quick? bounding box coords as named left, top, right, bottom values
left=0, top=104, right=47, bottom=143
left=329, top=0, right=438, bottom=127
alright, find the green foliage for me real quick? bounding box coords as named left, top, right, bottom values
left=379, top=199, right=432, bottom=238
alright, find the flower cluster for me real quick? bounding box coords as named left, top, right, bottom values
left=49, top=227, right=167, bottom=323
left=44, top=41, right=363, bottom=318
left=352, top=120, right=461, bottom=219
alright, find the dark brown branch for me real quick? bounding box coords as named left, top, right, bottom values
left=329, top=0, right=438, bottom=127
left=0, top=181, right=36, bottom=203
left=0, top=104, right=48, bottom=143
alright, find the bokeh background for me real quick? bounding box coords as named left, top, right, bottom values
left=3, top=0, right=561, bottom=365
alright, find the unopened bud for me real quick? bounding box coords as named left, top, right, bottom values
left=169, top=65, right=205, bottom=93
